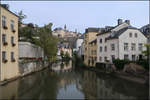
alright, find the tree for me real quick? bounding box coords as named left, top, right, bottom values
left=17, top=10, right=27, bottom=26
left=33, top=23, right=58, bottom=62
left=60, top=50, right=64, bottom=59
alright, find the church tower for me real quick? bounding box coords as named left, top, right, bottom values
left=64, top=24, right=66, bottom=30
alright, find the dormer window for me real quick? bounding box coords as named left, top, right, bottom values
left=135, top=33, right=138, bottom=38
left=129, top=32, right=132, bottom=37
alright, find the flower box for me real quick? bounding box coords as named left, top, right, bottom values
left=12, top=43, right=16, bottom=47
left=3, top=42, right=8, bottom=46
left=11, top=59, right=16, bottom=62
left=12, top=29, right=16, bottom=33
left=3, top=25, right=8, bottom=29
left=3, top=59, right=8, bottom=63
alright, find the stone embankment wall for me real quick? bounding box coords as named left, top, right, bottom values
left=19, top=61, right=48, bottom=76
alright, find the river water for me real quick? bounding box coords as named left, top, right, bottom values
left=0, top=61, right=148, bottom=99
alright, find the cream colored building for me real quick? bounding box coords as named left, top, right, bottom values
left=89, top=39, right=97, bottom=67
left=83, top=28, right=99, bottom=66
left=0, top=5, right=19, bottom=81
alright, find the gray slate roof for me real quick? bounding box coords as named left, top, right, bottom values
left=106, top=26, right=138, bottom=40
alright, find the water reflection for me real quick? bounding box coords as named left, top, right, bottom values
left=0, top=61, right=148, bottom=99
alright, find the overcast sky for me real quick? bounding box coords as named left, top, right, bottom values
left=1, top=1, right=149, bottom=33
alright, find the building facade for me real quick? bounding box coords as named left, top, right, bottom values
left=84, top=28, right=100, bottom=66
left=97, top=19, right=147, bottom=63
left=89, top=39, right=97, bottom=67
left=0, top=4, right=19, bottom=81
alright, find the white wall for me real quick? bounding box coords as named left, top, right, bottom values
left=76, top=39, right=83, bottom=51
left=97, top=33, right=110, bottom=63
left=119, top=29, right=147, bottom=60
left=19, top=42, right=44, bottom=58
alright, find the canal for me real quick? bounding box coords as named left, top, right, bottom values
left=0, top=61, right=148, bottom=99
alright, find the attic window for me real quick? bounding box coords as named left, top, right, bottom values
left=135, top=33, right=138, bottom=38
left=129, top=33, right=132, bottom=37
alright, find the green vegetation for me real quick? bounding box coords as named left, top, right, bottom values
left=113, top=59, right=130, bottom=70
left=142, top=44, right=150, bottom=62
left=17, top=11, right=58, bottom=63
left=113, top=58, right=149, bottom=70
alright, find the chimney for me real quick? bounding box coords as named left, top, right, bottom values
left=1, top=4, right=9, bottom=10
left=125, top=20, right=130, bottom=25
left=118, top=19, right=123, bottom=25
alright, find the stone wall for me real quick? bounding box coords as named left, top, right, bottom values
left=19, top=42, right=44, bottom=58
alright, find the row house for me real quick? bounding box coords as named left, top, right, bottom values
left=83, top=28, right=100, bottom=66
left=97, top=19, right=147, bottom=63
left=89, top=39, right=97, bottom=67
left=0, top=4, right=19, bottom=81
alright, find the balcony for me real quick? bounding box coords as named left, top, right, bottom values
left=2, top=59, right=8, bottom=63
left=3, top=42, right=8, bottom=46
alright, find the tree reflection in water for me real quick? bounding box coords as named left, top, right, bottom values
left=0, top=60, right=148, bottom=99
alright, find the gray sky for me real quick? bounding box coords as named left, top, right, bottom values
left=1, top=1, right=149, bottom=33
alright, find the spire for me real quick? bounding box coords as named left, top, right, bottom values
left=64, top=24, right=66, bottom=30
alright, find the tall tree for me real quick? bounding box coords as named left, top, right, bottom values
left=33, top=23, right=58, bottom=62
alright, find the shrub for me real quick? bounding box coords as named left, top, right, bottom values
left=113, top=59, right=130, bottom=70
left=136, top=59, right=149, bottom=70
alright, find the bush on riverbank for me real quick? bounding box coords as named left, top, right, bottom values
left=113, top=59, right=130, bottom=70
left=113, top=59, right=149, bottom=70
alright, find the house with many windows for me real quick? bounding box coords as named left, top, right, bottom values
left=0, top=4, right=19, bottom=81
left=83, top=28, right=100, bottom=66
left=97, top=19, right=147, bottom=63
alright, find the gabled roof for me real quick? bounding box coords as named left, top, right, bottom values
left=85, top=27, right=100, bottom=33
left=106, top=26, right=138, bottom=40
left=0, top=4, right=18, bottom=17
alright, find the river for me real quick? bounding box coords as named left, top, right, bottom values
left=0, top=61, right=148, bottom=99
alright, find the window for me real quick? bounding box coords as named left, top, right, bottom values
left=10, top=20, right=14, bottom=31
left=138, top=43, right=143, bottom=51
left=111, top=44, right=115, bottom=51
left=132, top=55, right=136, bottom=61
left=99, top=39, right=102, bottom=43
left=104, top=57, right=107, bottom=62
left=99, top=57, right=102, bottom=61
left=124, top=54, right=129, bottom=60
left=129, top=32, right=132, bottom=37
left=2, top=51, right=6, bottom=60
left=2, top=16, right=6, bottom=27
left=124, top=43, right=128, bottom=51
left=2, top=34, right=6, bottom=43
left=135, top=33, right=138, bottom=38
left=131, top=43, right=136, bottom=51
left=11, top=36, right=14, bottom=44
left=11, top=52, right=14, bottom=61
left=99, top=46, right=102, bottom=52
left=104, top=46, right=107, bottom=52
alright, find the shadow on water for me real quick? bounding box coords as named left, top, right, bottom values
left=0, top=60, right=148, bottom=99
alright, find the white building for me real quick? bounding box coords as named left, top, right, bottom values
left=77, top=42, right=84, bottom=58
left=75, top=35, right=84, bottom=51
left=97, top=19, right=147, bottom=63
